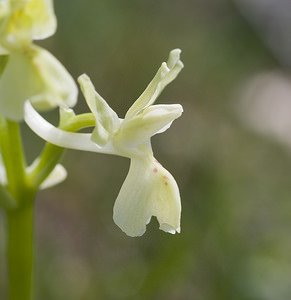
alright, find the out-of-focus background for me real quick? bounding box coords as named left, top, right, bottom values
left=2, top=0, right=291, bottom=299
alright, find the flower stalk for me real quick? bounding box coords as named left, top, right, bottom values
left=7, top=202, right=34, bottom=300
left=0, top=119, right=35, bottom=300
left=0, top=115, right=96, bottom=300
left=0, top=119, right=27, bottom=201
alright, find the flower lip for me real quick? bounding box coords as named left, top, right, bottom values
left=159, top=223, right=181, bottom=234
left=113, top=157, right=181, bottom=237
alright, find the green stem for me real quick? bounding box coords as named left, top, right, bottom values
left=0, top=113, right=95, bottom=299
left=0, top=119, right=35, bottom=300
left=0, top=119, right=27, bottom=202
left=7, top=202, right=34, bottom=300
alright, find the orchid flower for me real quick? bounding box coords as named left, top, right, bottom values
left=25, top=49, right=184, bottom=237
left=0, top=0, right=56, bottom=43
left=0, top=0, right=77, bottom=120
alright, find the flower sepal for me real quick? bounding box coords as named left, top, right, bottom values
left=0, top=45, right=78, bottom=121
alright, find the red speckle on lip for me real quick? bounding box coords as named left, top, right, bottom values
left=163, top=175, right=169, bottom=185
left=153, top=168, right=158, bottom=173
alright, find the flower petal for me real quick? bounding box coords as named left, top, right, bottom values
left=23, top=0, right=56, bottom=40
left=0, top=48, right=43, bottom=120
left=24, top=101, right=119, bottom=156
left=78, top=74, right=120, bottom=147
left=9, top=0, right=29, bottom=12
left=125, top=49, right=184, bottom=119
left=0, top=45, right=77, bottom=120
left=39, top=164, right=67, bottom=189
left=29, top=45, right=78, bottom=110
left=5, top=0, right=56, bottom=42
left=113, top=157, right=181, bottom=237
left=117, top=104, right=183, bottom=146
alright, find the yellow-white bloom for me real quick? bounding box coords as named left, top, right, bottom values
left=25, top=49, right=183, bottom=236
left=0, top=0, right=56, bottom=44
left=0, top=0, right=77, bottom=120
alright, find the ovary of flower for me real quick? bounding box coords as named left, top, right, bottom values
left=25, top=49, right=184, bottom=237
left=0, top=0, right=77, bottom=120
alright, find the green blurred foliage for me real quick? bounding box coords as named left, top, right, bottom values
left=2, top=0, right=291, bottom=299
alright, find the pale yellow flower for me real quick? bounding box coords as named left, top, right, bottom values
left=0, top=0, right=77, bottom=120
left=25, top=49, right=184, bottom=236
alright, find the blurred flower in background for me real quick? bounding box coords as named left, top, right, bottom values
left=237, top=71, right=291, bottom=148
left=1, top=0, right=291, bottom=299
